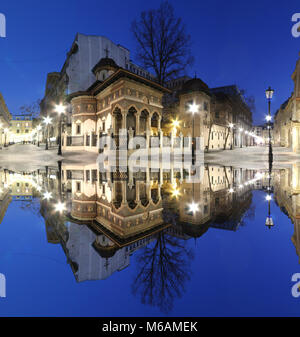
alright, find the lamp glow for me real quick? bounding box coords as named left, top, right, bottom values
left=43, top=116, right=52, bottom=125
left=188, top=102, right=199, bottom=114
left=172, top=119, right=180, bottom=129
left=266, top=115, right=272, bottom=122
left=43, top=191, right=52, bottom=200
left=55, top=201, right=66, bottom=213
left=55, top=104, right=66, bottom=115
left=188, top=202, right=199, bottom=214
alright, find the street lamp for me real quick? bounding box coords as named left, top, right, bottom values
left=239, top=128, right=244, bottom=148
left=43, top=116, right=52, bottom=150
left=264, top=86, right=274, bottom=230
left=188, top=102, right=199, bottom=162
left=54, top=104, right=66, bottom=156
left=265, top=86, right=274, bottom=164
left=229, top=123, right=234, bottom=150
left=0, top=122, right=3, bottom=149
left=4, top=128, right=8, bottom=147
left=36, top=124, right=42, bottom=147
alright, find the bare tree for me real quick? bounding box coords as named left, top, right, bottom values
left=132, top=230, right=194, bottom=313
left=19, top=99, right=41, bottom=118
left=239, top=89, right=256, bottom=113
left=131, top=1, right=194, bottom=85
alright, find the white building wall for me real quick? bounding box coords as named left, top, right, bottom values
left=66, top=223, right=130, bottom=282
left=66, top=34, right=130, bottom=94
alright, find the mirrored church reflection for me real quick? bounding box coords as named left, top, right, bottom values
left=2, top=162, right=300, bottom=311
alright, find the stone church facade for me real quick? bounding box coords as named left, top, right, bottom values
left=63, top=57, right=170, bottom=153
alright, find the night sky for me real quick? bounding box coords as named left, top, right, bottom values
left=1, top=0, right=300, bottom=124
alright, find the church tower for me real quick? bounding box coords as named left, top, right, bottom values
left=92, top=57, right=119, bottom=82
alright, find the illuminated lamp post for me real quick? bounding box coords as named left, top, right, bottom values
left=188, top=102, right=199, bottom=164
left=54, top=104, right=66, bottom=156
left=43, top=116, right=52, bottom=150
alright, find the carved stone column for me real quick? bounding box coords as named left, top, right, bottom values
left=136, top=112, right=140, bottom=135
left=158, top=117, right=161, bottom=131
left=135, top=182, right=140, bottom=202
left=122, top=181, right=127, bottom=205
left=122, top=111, right=127, bottom=130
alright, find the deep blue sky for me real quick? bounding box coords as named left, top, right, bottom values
left=0, top=0, right=300, bottom=124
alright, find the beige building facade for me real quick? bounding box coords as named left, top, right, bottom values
left=274, top=52, right=300, bottom=152
left=0, top=93, right=12, bottom=147
left=9, top=115, right=33, bottom=144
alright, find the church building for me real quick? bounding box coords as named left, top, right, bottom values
left=63, top=56, right=171, bottom=153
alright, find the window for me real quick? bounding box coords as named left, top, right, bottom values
left=204, top=205, right=208, bottom=214
left=17, top=129, right=20, bottom=133
left=76, top=124, right=81, bottom=134
left=25, top=130, right=29, bottom=133
left=76, top=182, right=81, bottom=192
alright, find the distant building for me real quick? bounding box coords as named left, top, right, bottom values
left=9, top=115, right=33, bottom=144
left=0, top=93, right=12, bottom=147
left=252, top=123, right=273, bottom=146
left=163, top=80, right=253, bottom=152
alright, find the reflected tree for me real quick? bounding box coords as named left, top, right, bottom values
left=132, top=230, right=194, bottom=313
left=18, top=197, right=42, bottom=218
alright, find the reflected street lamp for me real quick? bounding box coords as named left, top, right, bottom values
left=265, top=191, right=274, bottom=229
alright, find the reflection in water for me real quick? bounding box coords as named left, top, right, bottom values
left=1, top=163, right=300, bottom=312
left=132, top=231, right=194, bottom=313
